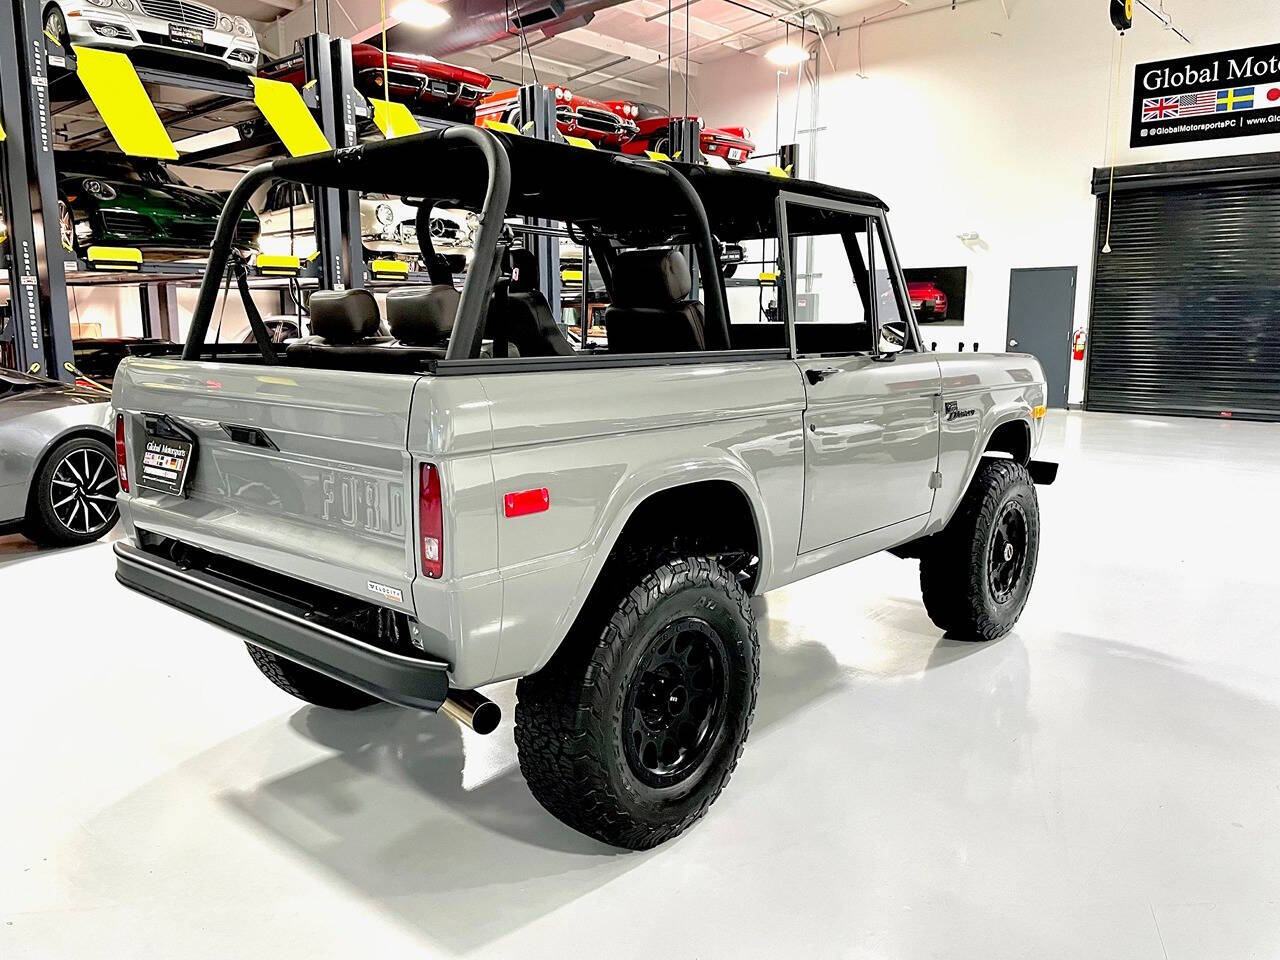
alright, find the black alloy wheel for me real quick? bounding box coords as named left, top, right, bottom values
left=49, top=445, right=119, bottom=537
left=623, top=617, right=728, bottom=788
left=987, top=500, right=1028, bottom=604
left=26, top=436, right=122, bottom=546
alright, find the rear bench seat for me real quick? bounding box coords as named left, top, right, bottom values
left=285, top=287, right=458, bottom=372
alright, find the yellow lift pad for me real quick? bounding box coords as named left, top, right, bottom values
left=370, top=258, right=410, bottom=280
left=644, top=150, right=671, bottom=161
left=758, top=272, right=778, bottom=286
left=482, top=119, right=521, bottom=135
left=767, top=165, right=793, bottom=178
left=71, top=46, right=178, bottom=160
left=371, top=99, right=421, bottom=139
left=561, top=269, right=584, bottom=283
left=86, top=246, right=143, bottom=271
left=256, top=254, right=302, bottom=277
left=250, top=77, right=331, bottom=157
left=563, top=135, right=595, bottom=150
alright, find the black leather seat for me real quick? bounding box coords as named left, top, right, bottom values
left=303, top=289, right=382, bottom=344
left=488, top=249, right=575, bottom=357
left=386, top=285, right=459, bottom=347
left=286, top=287, right=448, bottom=372
left=604, top=249, right=706, bottom=353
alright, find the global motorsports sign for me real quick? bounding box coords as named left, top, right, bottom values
left=1132, top=42, right=1280, bottom=148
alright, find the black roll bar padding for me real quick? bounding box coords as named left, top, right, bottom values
left=183, top=162, right=277, bottom=361
left=444, top=126, right=511, bottom=360
left=234, top=261, right=279, bottom=364
left=620, top=157, right=732, bottom=351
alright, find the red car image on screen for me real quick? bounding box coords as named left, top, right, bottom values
left=476, top=85, right=637, bottom=147
left=608, top=101, right=755, bottom=165
left=261, top=43, right=492, bottom=120
left=908, top=281, right=949, bottom=322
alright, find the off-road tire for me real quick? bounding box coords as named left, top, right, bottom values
left=246, top=645, right=379, bottom=710
left=920, top=458, right=1039, bottom=641
left=515, top=556, right=759, bottom=850
left=24, top=435, right=120, bottom=546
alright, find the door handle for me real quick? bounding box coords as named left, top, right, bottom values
left=806, top=367, right=840, bottom=385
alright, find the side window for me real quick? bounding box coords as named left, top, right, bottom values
left=783, top=202, right=874, bottom=356
left=869, top=220, right=911, bottom=353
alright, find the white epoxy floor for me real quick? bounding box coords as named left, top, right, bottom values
left=3, top=410, right=1280, bottom=959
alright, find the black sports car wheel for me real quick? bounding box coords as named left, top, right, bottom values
left=25, top=436, right=120, bottom=546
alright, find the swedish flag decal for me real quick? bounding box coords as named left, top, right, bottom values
left=1217, top=87, right=1255, bottom=112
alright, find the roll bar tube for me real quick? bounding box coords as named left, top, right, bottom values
left=443, top=126, right=511, bottom=360
left=620, top=157, right=732, bottom=351
left=183, top=162, right=276, bottom=361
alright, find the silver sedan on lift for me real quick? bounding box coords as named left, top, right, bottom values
left=0, top=370, right=119, bottom=546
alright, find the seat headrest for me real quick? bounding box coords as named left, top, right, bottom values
left=611, top=249, right=691, bottom=307
left=386, top=285, right=460, bottom=346
left=309, top=289, right=381, bottom=343
left=508, top=248, right=538, bottom=293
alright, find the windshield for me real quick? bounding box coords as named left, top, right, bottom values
left=61, top=154, right=178, bottom=185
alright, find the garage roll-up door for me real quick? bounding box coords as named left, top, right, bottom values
left=1088, top=162, right=1280, bottom=421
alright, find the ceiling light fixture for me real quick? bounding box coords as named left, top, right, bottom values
left=766, top=18, right=809, bottom=67
left=392, top=0, right=450, bottom=28
left=765, top=43, right=809, bottom=66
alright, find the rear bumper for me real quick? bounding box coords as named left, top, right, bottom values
left=114, top=540, right=451, bottom=710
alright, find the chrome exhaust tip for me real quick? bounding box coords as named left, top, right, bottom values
left=440, top=687, right=501, bottom=735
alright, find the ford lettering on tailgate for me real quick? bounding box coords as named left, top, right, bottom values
left=321, top=468, right=406, bottom=537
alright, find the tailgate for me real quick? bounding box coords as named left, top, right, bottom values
left=113, top=358, right=421, bottom=613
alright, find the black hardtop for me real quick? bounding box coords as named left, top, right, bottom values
left=269, top=127, right=888, bottom=241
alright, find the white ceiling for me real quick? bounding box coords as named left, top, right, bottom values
left=228, top=0, right=955, bottom=102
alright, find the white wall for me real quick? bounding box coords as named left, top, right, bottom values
left=694, top=0, right=1280, bottom=402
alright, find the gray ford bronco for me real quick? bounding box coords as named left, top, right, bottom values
left=112, top=128, right=1056, bottom=849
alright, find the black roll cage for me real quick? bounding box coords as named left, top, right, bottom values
left=182, top=126, right=732, bottom=363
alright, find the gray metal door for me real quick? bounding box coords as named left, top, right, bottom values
left=1006, top=267, right=1076, bottom=409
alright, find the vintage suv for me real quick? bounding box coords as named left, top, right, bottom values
left=111, top=128, right=1056, bottom=850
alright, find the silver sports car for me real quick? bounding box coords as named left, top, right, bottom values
left=0, top=370, right=119, bottom=546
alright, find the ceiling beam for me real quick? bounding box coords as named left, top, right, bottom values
left=557, top=28, right=699, bottom=75
left=620, top=0, right=760, bottom=53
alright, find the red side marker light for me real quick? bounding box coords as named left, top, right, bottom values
left=504, top=487, right=550, bottom=518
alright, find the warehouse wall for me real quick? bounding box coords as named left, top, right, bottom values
left=694, top=0, right=1280, bottom=402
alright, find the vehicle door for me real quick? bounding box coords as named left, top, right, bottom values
left=778, top=194, right=942, bottom=554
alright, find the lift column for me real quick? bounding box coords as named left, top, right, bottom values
left=0, top=0, right=74, bottom=379
left=304, top=33, right=362, bottom=291
left=518, top=83, right=560, bottom=314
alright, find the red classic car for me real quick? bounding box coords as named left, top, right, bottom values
left=475, top=85, right=637, bottom=148
left=608, top=101, right=755, bottom=165
left=908, top=281, right=949, bottom=322
left=261, top=43, right=491, bottom=120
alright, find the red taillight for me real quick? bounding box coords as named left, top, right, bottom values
left=114, top=413, right=129, bottom=493
left=419, top=463, right=443, bottom=579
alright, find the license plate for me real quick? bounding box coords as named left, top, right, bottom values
left=169, top=23, right=204, bottom=48
left=728, top=148, right=744, bottom=161
left=139, top=434, right=194, bottom=497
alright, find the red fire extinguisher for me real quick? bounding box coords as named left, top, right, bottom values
left=1072, top=329, right=1087, bottom=361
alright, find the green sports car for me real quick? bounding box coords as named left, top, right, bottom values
left=55, top=152, right=260, bottom=262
